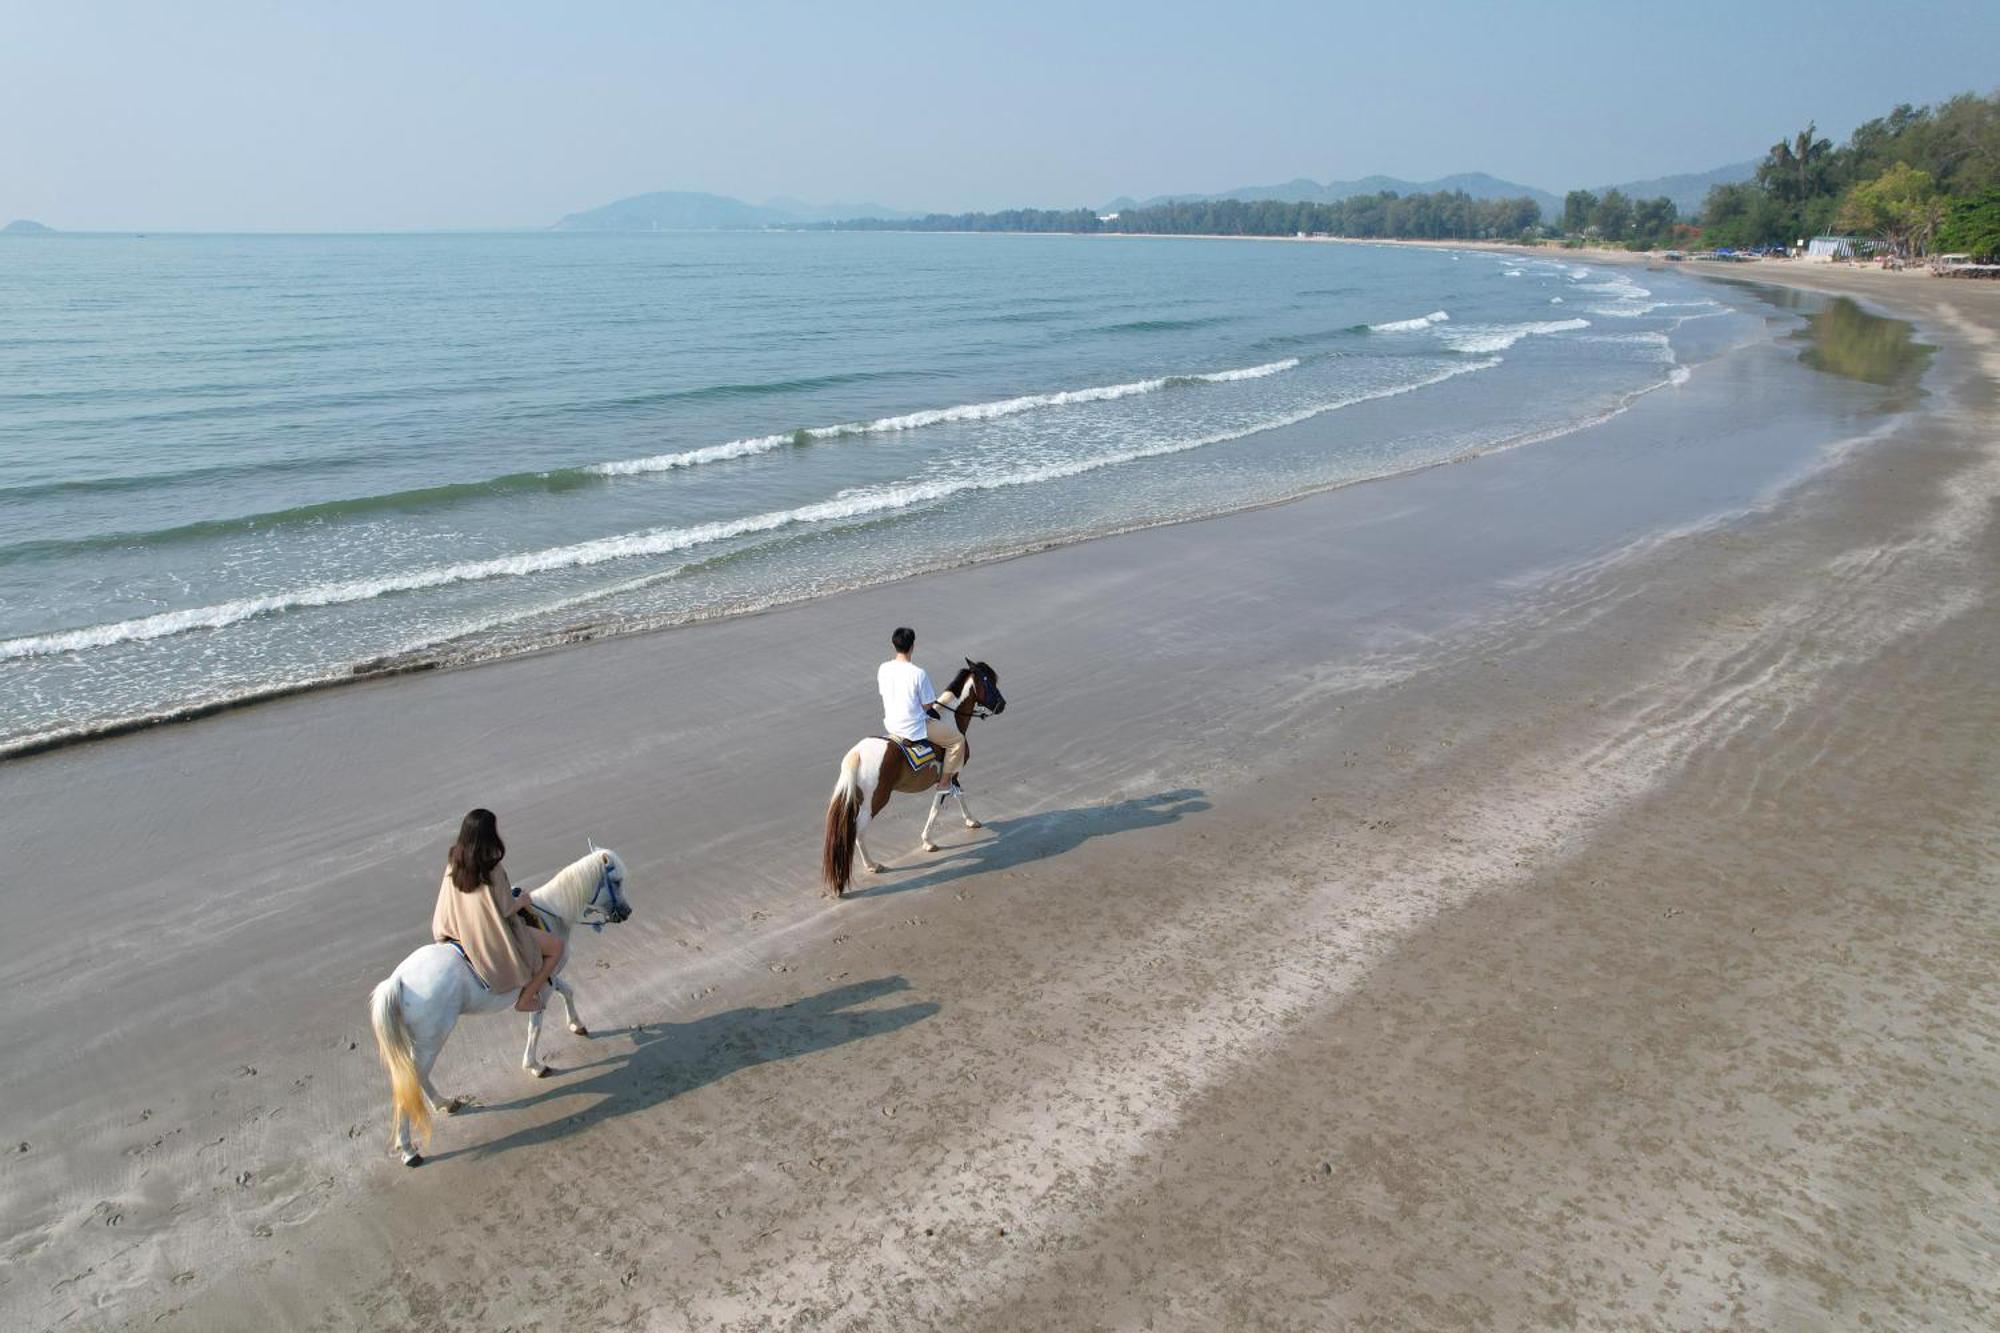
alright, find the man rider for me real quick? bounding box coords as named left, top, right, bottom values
left=877, top=626, right=962, bottom=791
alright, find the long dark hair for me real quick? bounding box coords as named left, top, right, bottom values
left=447, top=808, right=506, bottom=892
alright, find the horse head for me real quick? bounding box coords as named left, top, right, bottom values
left=582, top=848, right=632, bottom=927
left=963, top=658, right=1005, bottom=715
left=531, top=847, right=633, bottom=929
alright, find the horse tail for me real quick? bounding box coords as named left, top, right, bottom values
left=370, top=975, right=431, bottom=1150
left=822, top=746, right=864, bottom=897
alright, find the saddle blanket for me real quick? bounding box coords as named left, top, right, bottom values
left=883, top=734, right=943, bottom=775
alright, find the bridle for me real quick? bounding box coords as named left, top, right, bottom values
left=949, top=664, right=1005, bottom=722
left=576, top=850, right=631, bottom=932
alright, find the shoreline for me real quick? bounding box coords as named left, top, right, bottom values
left=0, top=242, right=1771, bottom=764
left=4, top=263, right=1996, bottom=1329
left=0, top=355, right=1690, bottom=765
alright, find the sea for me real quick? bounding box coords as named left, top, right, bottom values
left=0, top=232, right=1771, bottom=752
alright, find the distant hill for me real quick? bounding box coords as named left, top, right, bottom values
left=1596, top=161, right=1757, bottom=217
left=554, top=191, right=916, bottom=231
left=1105, top=172, right=1562, bottom=221
left=566, top=162, right=1758, bottom=235
left=2, top=219, right=53, bottom=233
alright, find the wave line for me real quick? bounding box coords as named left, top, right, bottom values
left=0, top=359, right=1484, bottom=661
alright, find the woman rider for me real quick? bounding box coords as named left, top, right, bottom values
left=431, top=809, right=564, bottom=1012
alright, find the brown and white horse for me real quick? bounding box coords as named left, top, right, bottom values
left=821, top=659, right=1006, bottom=897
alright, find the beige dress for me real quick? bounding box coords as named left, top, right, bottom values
left=432, top=864, right=538, bottom=992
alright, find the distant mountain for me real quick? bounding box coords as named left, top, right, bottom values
left=554, top=191, right=916, bottom=231
left=1595, top=161, right=1758, bottom=217
left=1105, top=172, right=1562, bottom=220
left=2, top=219, right=53, bottom=233
left=565, top=161, right=1757, bottom=235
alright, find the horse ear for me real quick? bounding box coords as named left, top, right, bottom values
left=965, top=657, right=975, bottom=667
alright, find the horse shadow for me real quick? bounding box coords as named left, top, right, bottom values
left=428, top=975, right=937, bottom=1162
left=850, top=787, right=1210, bottom=899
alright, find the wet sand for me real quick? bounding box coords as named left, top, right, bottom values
left=2, top=265, right=1996, bottom=1330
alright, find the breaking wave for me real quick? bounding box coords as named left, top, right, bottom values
left=0, top=359, right=1491, bottom=661
left=1367, top=310, right=1451, bottom=333
left=588, top=359, right=1301, bottom=477
left=1437, top=318, right=1591, bottom=354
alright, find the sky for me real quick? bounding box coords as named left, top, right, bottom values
left=4, top=0, right=1996, bottom=231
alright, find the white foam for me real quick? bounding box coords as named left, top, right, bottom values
left=0, top=360, right=1497, bottom=661
left=1503, top=269, right=1524, bottom=277
left=1584, top=331, right=1673, bottom=350
left=1437, top=318, right=1590, bottom=354
left=1550, top=296, right=1565, bottom=304
left=1589, top=298, right=1718, bottom=319
left=1368, top=310, right=1451, bottom=333
left=1195, top=359, right=1299, bottom=383
left=1670, top=365, right=1692, bottom=386
left=589, top=359, right=1301, bottom=477
left=1579, top=279, right=1652, bottom=300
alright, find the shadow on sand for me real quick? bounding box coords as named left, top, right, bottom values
left=429, top=976, right=937, bottom=1162
left=849, top=787, right=1210, bottom=899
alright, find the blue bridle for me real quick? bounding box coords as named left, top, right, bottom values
left=578, top=857, right=631, bottom=933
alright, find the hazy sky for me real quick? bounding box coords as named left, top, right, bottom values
left=5, top=0, right=1996, bottom=231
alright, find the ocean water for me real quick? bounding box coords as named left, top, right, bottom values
left=0, top=232, right=1762, bottom=751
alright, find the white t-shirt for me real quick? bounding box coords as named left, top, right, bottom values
left=877, top=658, right=937, bottom=741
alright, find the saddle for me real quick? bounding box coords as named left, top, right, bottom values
left=883, top=735, right=943, bottom=778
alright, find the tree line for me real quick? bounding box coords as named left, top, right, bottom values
left=824, top=190, right=1545, bottom=242
left=817, top=90, right=1999, bottom=259
left=1698, top=92, right=1998, bottom=257
left=1558, top=190, right=1682, bottom=251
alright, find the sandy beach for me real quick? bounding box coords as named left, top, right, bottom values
left=3, top=260, right=1997, bottom=1330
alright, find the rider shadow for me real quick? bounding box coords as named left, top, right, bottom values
left=849, top=787, right=1210, bottom=899
left=430, top=976, right=937, bottom=1163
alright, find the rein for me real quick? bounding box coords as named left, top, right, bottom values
left=535, top=857, right=628, bottom=934
left=939, top=682, right=1000, bottom=723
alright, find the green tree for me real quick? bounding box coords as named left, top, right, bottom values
left=1591, top=189, right=1633, bottom=242
left=1935, top=187, right=2000, bottom=258
left=1701, top=180, right=1791, bottom=247
left=1837, top=163, right=1943, bottom=256
left=1759, top=122, right=1834, bottom=208
left=1629, top=196, right=1677, bottom=250
left=1562, top=189, right=1597, bottom=234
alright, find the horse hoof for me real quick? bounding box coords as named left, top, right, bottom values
left=570, top=1024, right=589, bottom=1037
left=921, top=841, right=937, bottom=853
left=965, top=820, right=982, bottom=829
left=865, top=863, right=885, bottom=875
left=527, top=1064, right=550, bottom=1079
left=402, top=1153, right=424, bottom=1168
left=439, top=1096, right=469, bottom=1115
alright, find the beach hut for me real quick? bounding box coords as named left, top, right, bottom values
left=1804, top=235, right=1858, bottom=262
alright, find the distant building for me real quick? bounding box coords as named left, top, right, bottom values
left=1804, top=236, right=1858, bottom=262
left=1098, top=212, right=1120, bottom=223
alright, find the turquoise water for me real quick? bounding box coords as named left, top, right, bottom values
left=0, top=233, right=1755, bottom=749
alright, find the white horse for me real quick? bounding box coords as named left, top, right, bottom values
left=368, top=848, right=631, bottom=1165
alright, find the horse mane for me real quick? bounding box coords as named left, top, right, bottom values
left=943, top=665, right=976, bottom=698
left=530, top=849, right=612, bottom=922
